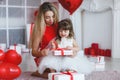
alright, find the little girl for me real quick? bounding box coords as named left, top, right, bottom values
left=38, top=18, right=95, bottom=75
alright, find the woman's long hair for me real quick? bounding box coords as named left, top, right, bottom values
left=30, top=2, right=59, bottom=48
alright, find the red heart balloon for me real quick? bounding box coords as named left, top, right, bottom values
left=0, top=49, right=5, bottom=61
left=0, top=62, right=21, bottom=79
left=4, top=50, right=22, bottom=65
left=58, top=0, right=83, bottom=15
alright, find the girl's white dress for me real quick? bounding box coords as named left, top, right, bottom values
left=38, top=38, right=95, bottom=74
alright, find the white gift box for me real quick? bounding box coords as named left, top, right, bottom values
left=95, top=62, right=105, bottom=68
left=17, top=44, right=26, bottom=50
left=88, top=56, right=105, bottom=63
left=48, top=72, right=85, bottom=80
left=0, top=43, right=6, bottom=51
left=26, top=23, right=34, bottom=47
left=53, top=50, right=73, bottom=56
left=22, top=48, right=31, bottom=53
left=90, top=61, right=105, bottom=71
left=9, top=45, right=22, bottom=55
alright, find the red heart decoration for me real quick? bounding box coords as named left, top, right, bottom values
left=4, top=50, right=22, bottom=65
left=58, top=0, right=83, bottom=15
left=0, top=62, right=21, bottom=79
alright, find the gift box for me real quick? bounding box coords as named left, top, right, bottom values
left=0, top=43, right=6, bottom=51
left=26, top=23, right=34, bottom=47
left=48, top=72, right=85, bottom=80
left=53, top=49, right=73, bottom=56
left=84, top=48, right=90, bottom=55
left=95, top=62, right=105, bottom=71
left=89, top=48, right=96, bottom=56
left=91, top=43, right=99, bottom=49
left=105, top=49, right=111, bottom=57
left=9, top=44, right=22, bottom=55
left=88, top=56, right=105, bottom=63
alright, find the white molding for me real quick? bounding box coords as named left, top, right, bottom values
left=112, top=10, right=120, bottom=58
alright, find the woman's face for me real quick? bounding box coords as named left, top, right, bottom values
left=44, top=11, right=54, bottom=26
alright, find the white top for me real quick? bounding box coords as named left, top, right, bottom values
left=58, top=38, right=73, bottom=48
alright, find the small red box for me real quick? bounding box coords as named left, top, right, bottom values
left=105, top=49, right=111, bottom=57
left=90, top=48, right=96, bottom=56
left=84, top=48, right=90, bottom=55
left=91, top=43, right=99, bottom=49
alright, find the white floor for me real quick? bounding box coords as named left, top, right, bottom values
left=105, top=57, right=120, bottom=72
left=20, top=52, right=120, bottom=72
left=16, top=56, right=120, bottom=80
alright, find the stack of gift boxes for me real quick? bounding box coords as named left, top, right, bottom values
left=84, top=43, right=111, bottom=57
left=88, top=56, right=105, bottom=71
left=84, top=43, right=108, bottom=71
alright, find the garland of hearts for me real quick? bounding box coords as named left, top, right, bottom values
left=58, top=0, right=83, bottom=15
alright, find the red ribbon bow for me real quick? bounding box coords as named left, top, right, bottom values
left=52, top=71, right=76, bottom=80
left=56, top=48, right=65, bottom=56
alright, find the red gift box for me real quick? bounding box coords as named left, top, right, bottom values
left=91, top=43, right=99, bottom=49
left=90, top=48, right=96, bottom=56
left=84, top=48, right=90, bottom=55
left=96, top=49, right=101, bottom=56
left=105, top=49, right=111, bottom=57
left=99, top=49, right=105, bottom=56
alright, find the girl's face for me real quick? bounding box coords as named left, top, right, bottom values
left=44, top=11, right=54, bottom=26
left=59, top=29, right=70, bottom=38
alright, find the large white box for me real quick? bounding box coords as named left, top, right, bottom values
left=48, top=72, right=85, bottom=80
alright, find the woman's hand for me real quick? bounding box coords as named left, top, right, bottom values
left=41, top=49, right=49, bottom=56
left=51, top=41, right=56, bottom=50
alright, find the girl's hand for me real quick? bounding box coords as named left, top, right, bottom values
left=66, top=52, right=77, bottom=58
left=66, top=46, right=73, bottom=50
left=71, top=51, right=77, bottom=57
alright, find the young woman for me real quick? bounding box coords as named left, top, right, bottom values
left=31, top=2, right=59, bottom=78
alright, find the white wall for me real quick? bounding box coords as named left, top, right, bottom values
left=82, top=10, right=112, bottom=49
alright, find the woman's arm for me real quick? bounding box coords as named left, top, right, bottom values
left=32, top=35, right=42, bottom=57
left=32, top=33, right=48, bottom=57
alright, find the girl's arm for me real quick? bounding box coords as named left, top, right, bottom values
left=66, top=39, right=80, bottom=52
left=72, top=39, right=80, bottom=52
left=66, top=39, right=80, bottom=57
